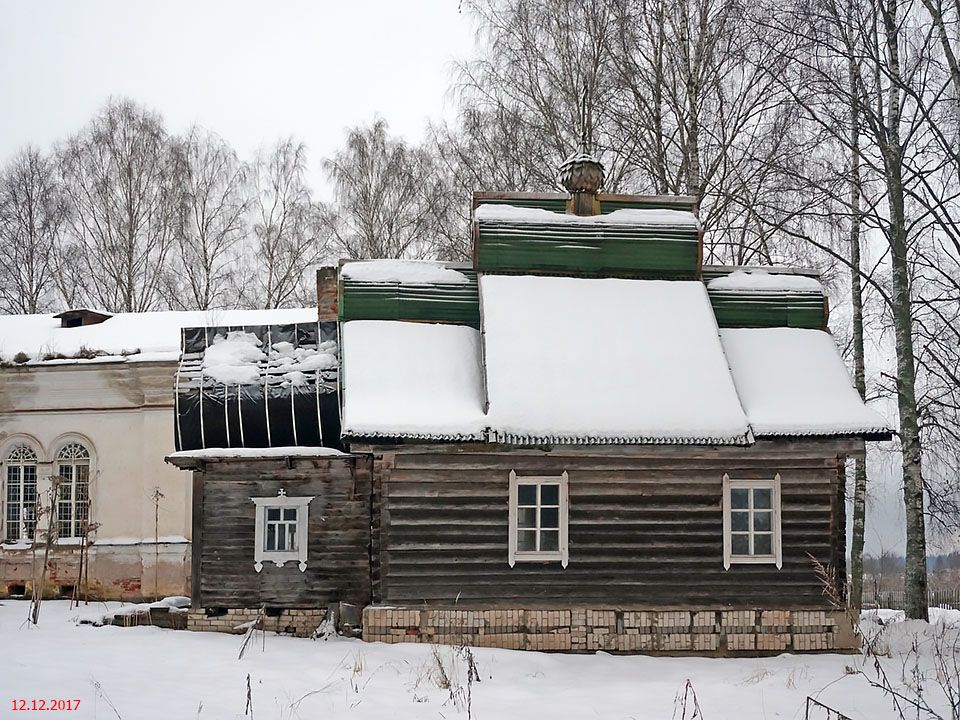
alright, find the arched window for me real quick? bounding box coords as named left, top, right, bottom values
left=5, top=444, right=38, bottom=543
left=56, top=443, right=90, bottom=539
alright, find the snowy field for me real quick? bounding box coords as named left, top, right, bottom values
left=1, top=601, right=958, bottom=720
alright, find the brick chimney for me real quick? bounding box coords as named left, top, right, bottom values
left=316, top=266, right=339, bottom=322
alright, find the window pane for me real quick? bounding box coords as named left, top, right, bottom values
left=730, top=488, right=749, bottom=509
left=517, top=485, right=536, bottom=506
left=754, top=511, right=772, bottom=532
left=731, top=511, right=749, bottom=532
left=540, top=530, right=559, bottom=552
left=753, top=488, right=772, bottom=509
left=77, top=465, right=89, bottom=482
left=283, top=508, right=297, bottom=522
left=60, top=483, right=72, bottom=501
left=266, top=524, right=276, bottom=551
left=731, top=534, right=750, bottom=555
left=287, top=524, right=298, bottom=551
left=267, top=508, right=281, bottom=521
left=540, top=484, right=559, bottom=506
left=60, top=465, right=72, bottom=482
left=754, top=534, right=772, bottom=555
left=517, top=530, right=536, bottom=551
left=517, top=507, right=537, bottom=529
left=540, top=507, right=559, bottom=529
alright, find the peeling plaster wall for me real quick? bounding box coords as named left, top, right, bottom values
left=0, top=361, right=191, bottom=599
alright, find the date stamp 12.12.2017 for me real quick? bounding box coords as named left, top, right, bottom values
left=9, top=699, right=82, bottom=712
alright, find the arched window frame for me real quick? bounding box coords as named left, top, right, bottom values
left=4, top=443, right=40, bottom=543
left=54, top=442, right=91, bottom=540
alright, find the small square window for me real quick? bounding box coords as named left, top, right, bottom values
left=723, top=474, right=782, bottom=569
left=508, top=471, right=569, bottom=567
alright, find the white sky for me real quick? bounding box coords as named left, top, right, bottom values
left=0, top=0, right=476, bottom=195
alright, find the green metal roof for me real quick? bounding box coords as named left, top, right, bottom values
left=339, top=267, right=480, bottom=328
left=704, top=266, right=828, bottom=330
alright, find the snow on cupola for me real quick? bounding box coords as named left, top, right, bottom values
left=558, top=144, right=605, bottom=217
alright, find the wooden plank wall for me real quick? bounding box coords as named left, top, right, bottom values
left=371, top=443, right=849, bottom=608
left=195, top=456, right=371, bottom=608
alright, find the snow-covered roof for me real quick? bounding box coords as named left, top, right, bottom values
left=474, top=203, right=699, bottom=229
left=341, top=259, right=471, bottom=285
left=720, top=328, right=892, bottom=437
left=708, top=269, right=824, bottom=294
left=340, top=320, right=487, bottom=440
left=0, top=308, right=317, bottom=365
left=174, top=319, right=341, bottom=452
left=481, top=276, right=752, bottom=445
left=167, top=446, right=347, bottom=461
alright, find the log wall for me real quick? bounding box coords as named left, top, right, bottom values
left=369, top=441, right=852, bottom=608
left=193, top=455, right=371, bottom=608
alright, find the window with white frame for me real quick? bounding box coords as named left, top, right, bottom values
left=5, top=444, right=39, bottom=543
left=722, top=473, right=782, bottom=569
left=251, top=490, right=313, bottom=572
left=56, top=443, right=90, bottom=540
left=508, top=470, right=569, bottom=567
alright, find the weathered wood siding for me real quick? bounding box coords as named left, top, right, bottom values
left=194, top=456, right=371, bottom=608
left=370, top=442, right=850, bottom=608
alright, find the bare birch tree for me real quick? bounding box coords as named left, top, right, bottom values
left=163, top=127, right=249, bottom=310
left=754, top=0, right=950, bottom=619
left=456, top=0, right=625, bottom=187
left=243, top=139, right=324, bottom=308
left=321, top=120, right=446, bottom=260
left=58, top=99, right=180, bottom=312
left=0, top=147, right=66, bottom=314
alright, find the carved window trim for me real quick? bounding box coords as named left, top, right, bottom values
left=251, top=491, right=313, bottom=572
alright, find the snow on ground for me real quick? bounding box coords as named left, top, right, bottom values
left=2, top=601, right=957, bottom=720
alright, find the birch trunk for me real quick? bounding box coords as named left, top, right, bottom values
left=882, top=0, right=929, bottom=621
left=848, top=10, right=868, bottom=613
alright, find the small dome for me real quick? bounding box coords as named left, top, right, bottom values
left=558, top=148, right=605, bottom=195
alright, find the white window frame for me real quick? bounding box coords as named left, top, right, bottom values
left=55, top=442, right=91, bottom=541
left=508, top=470, right=569, bottom=568
left=251, top=490, right=313, bottom=572
left=722, top=473, right=782, bottom=570
left=4, top=444, right=39, bottom=544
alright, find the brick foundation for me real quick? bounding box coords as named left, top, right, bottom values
left=362, top=606, right=857, bottom=654
left=187, top=608, right=326, bottom=638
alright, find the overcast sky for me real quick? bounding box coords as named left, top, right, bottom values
left=0, top=1, right=928, bottom=559
left=0, top=0, right=475, bottom=195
